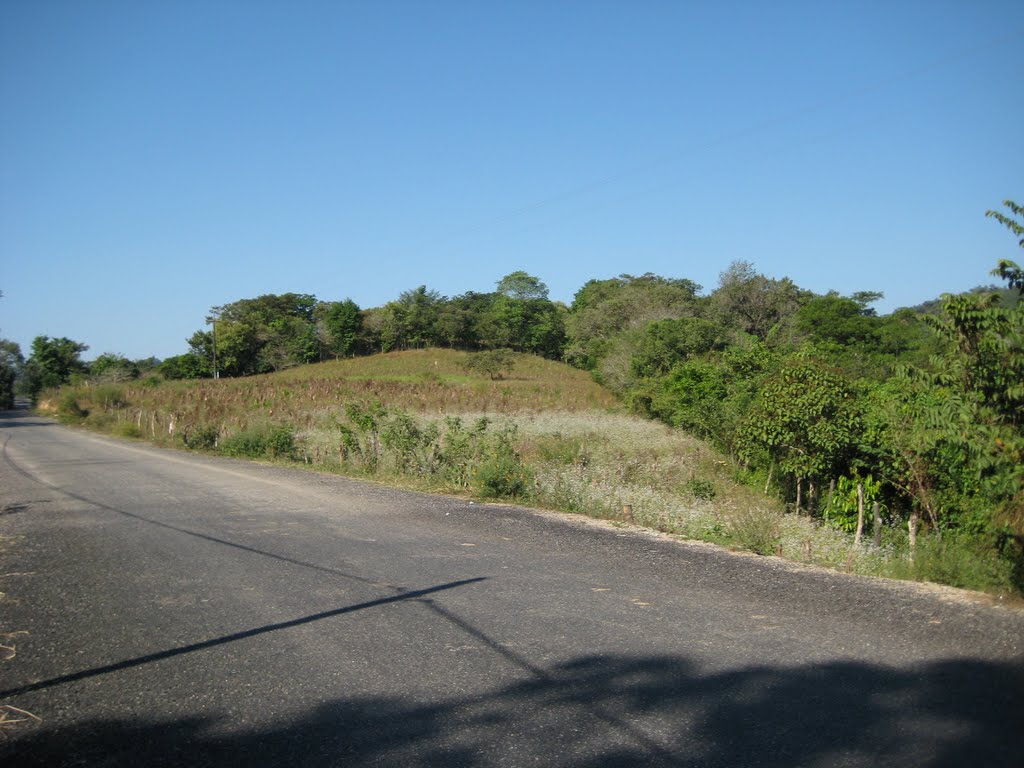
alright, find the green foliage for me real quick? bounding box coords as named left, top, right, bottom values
left=462, top=349, right=516, bottom=380
left=92, top=384, right=128, bottom=410
left=115, top=421, right=142, bottom=439
left=737, top=356, right=860, bottom=488
left=317, top=298, right=362, bottom=358
left=338, top=401, right=388, bottom=469
left=726, top=507, right=781, bottom=555
left=189, top=293, right=322, bottom=376
left=0, top=338, right=23, bottom=409
left=565, top=273, right=701, bottom=370
left=906, top=532, right=1016, bottom=594
left=478, top=292, right=566, bottom=358
left=182, top=424, right=219, bottom=450
left=437, top=416, right=492, bottom=487
left=475, top=452, right=531, bottom=498
left=23, top=336, right=89, bottom=398
left=56, top=392, right=88, bottom=422
left=794, top=293, right=882, bottom=348
left=630, top=317, right=723, bottom=378
left=823, top=474, right=882, bottom=533
left=221, top=423, right=296, bottom=459
left=712, top=260, right=807, bottom=341
left=381, top=412, right=441, bottom=473
left=90, top=353, right=139, bottom=381
left=378, top=286, right=444, bottom=351
left=686, top=478, right=717, bottom=501
left=496, top=270, right=549, bottom=301
left=473, top=424, right=531, bottom=498
left=158, top=353, right=208, bottom=380
left=986, top=199, right=1024, bottom=249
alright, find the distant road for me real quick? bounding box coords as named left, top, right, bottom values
left=2, top=409, right=1022, bottom=766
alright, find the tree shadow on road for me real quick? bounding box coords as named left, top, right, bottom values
left=3, top=653, right=1021, bottom=767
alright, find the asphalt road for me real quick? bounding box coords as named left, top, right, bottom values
left=1, top=408, right=1022, bottom=767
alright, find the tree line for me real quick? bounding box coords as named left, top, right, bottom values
left=3, top=202, right=1022, bottom=588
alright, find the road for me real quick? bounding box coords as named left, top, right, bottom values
left=1, top=408, right=1022, bottom=767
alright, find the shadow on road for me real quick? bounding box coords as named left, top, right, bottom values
left=3, top=653, right=1022, bottom=767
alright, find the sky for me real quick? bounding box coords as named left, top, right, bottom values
left=1, top=1, right=1022, bottom=361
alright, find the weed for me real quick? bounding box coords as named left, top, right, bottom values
left=57, top=392, right=87, bottom=422
left=182, top=424, right=219, bottom=450
left=115, top=422, right=142, bottom=439
left=687, top=478, right=717, bottom=501
left=727, top=507, right=782, bottom=555
left=475, top=452, right=531, bottom=498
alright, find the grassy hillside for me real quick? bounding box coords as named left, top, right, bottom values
left=42, top=349, right=987, bottom=591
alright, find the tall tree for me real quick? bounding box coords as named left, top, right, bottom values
left=22, top=336, right=89, bottom=398
left=712, top=260, right=806, bottom=341
left=479, top=272, right=566, bottom=358
left=0, top=339, right=24, bottom=409
left=316, top=299, right=363, bottom=359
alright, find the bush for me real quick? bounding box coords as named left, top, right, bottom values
left=910, top=533, right=1015, bottom=593
left=221, top=424, right=296, bottom=460
left=115, top=421, right=142, bottom=439
left=687, top=478, right=717, bottom=501
left=463, top=349, right=516, bottom=380
left=92, top=383, right=128, bottom=410
left=182, top=424, right=219, bottom=450
left=727, top=507, right=781, bottom=555
left=475, top=453, right=531, bottom=498
left=57, top=392, right=88, bottom=422
left=381, top=412, right=440, bottom=473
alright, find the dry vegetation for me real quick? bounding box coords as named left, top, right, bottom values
left=44, top=349, right=935, bottom=583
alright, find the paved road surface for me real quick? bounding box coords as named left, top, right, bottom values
left=1, top=409, right=1022, bottom=766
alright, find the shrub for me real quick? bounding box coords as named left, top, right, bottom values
left=381, top=412, right=440, bottom=473
left=910, top=533, right=1015, bottom=593
left=727, top=507, right=781, bottom=555
left=475, top=453, right=531, bottom=498
left=437, top=416, right=489, bottom=487
left=116, top=422, right=142, bottom=439
left=92, top=384, right=128, bottom=410
left=57, top=392, right=88, bottom=422
left=463, top=349, right=516, bottom=380
left=687, top=477, right=717, bottom=501
left=182, top=424, right=219, bottom=451
left=221, top=424, right=296, bottom=460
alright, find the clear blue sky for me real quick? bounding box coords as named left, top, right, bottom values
left=1, top=1, right=1022, bottom=361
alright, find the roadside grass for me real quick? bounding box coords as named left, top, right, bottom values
left=37, top=348, right=1017, bottom=596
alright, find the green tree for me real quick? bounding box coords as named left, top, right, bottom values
left=496, top=270, right=549, bottom=301
left=317, top=299, right=363, bottom=358
left=22, top=336, right=89, bottom=398
left=89, top=352, right=139, bottom=381
left=0, top=339, right=24, bottom=409
left=158, top=352, right=208, bottom=380
left=794, top=293, right=882, bottom=348
left=436, top=292, right=491, bottom=349
left=462, top=348, right=516, bottom=379
left=737, top=355, right=860, bottom=509
left=565, top=273, right=702, bottom=371
left=189, top=293, right=322, bottom=376
left=712, top=260, right=806, bottom=341
left=377, top=286, right=443, bottom=351
left=630, top=317, right=724, bottom=378
left=479, top=273, right=566, bottom=358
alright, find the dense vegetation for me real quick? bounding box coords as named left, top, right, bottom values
left=4, top=202, right=1022, bottom=594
